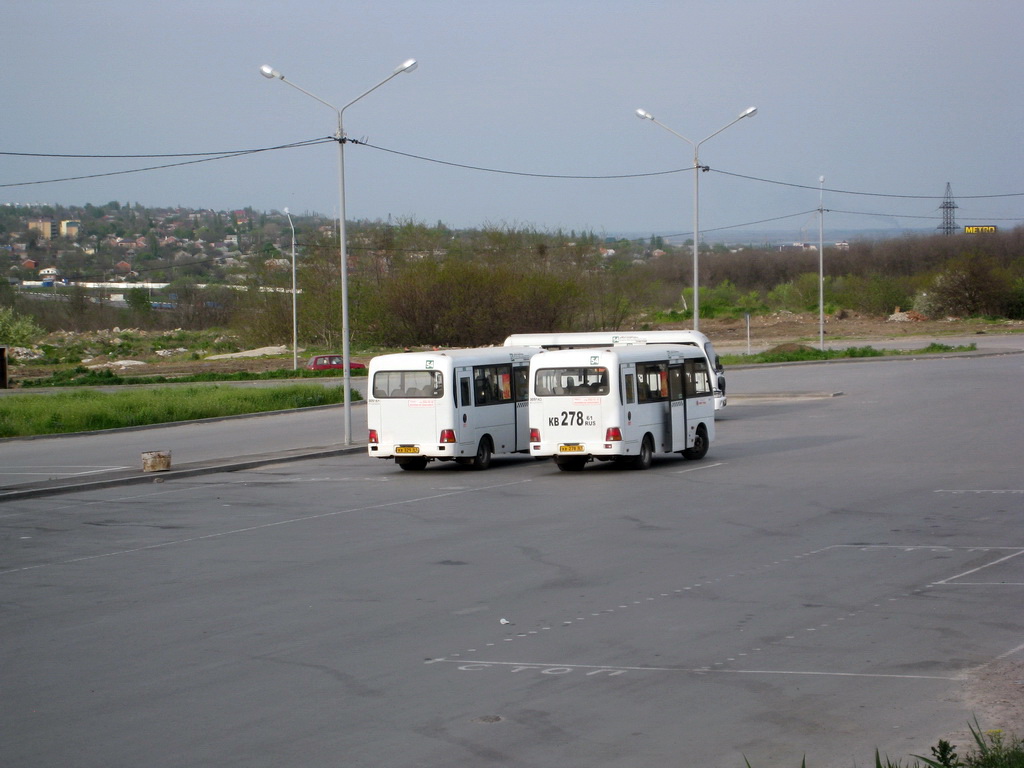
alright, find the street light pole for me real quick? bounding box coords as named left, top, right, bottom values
left=284, top=207, right=298, bottom=370
left=635, top=106, right=757, bottom=333
left=260, top=59, right=417, bottom=444
left=818, top=176, right=825, bottom=351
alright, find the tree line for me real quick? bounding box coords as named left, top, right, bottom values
left=3, top=221, right=1022, bottom=349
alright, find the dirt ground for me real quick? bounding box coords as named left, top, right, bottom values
left=953, top=658, right=1024, bottom=749
left=7, top=313, right=1023, bottom=384
left=691, top=311, right=1023, bottom=351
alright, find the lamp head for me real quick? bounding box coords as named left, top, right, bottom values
left=395, top=58, right=418, bottom=74
left=260, top=65, right=282, bottom=80
left=636, top=108, right=654, bottom=120
left=740, top=106, right=757, bottom=118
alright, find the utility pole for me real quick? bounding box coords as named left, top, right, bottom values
left=937, top=182, right=958, bottom=235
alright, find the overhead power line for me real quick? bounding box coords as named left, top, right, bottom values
left=4, top=136, right=1024, bottom=204
left=0, top=138, right=335, bottom=188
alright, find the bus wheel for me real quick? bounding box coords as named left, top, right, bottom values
left=555, top=457, right=587, bottom=472
left=632, top=436, right=654, bottom=470
left=682, top=425, right=709, bottom=460
left=398, top=457, right=428, bottom=471
left=471, top=438, right=493, bottom=470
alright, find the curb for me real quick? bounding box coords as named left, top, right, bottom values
left=0, top=444, right=368, bottom=502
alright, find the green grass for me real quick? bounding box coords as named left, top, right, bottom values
left=18, top=365, right=368, bottom=388
left=0, top=385, right=354, bottom=438
left=721, top=342, right=976, bottom=366
left=742, top=720, right=1024, bottom=768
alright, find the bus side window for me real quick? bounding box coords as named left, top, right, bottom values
left=669, top=365, right=684, bottom=401
left=460, top=377, right=471, bottom=408
left=624, top=373, right=635, bottom=404
left=513, top=366, right=529, bottom=402
left=684, top=359, right=712, bottom=396
left=693, top=361, right=712, bottom=395
left=636, top=362, right=667, bottom=402
left=473, top=363, right=513, bottom=406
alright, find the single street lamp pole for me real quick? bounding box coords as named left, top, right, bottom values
left=284, top=207, right=298, bottom=371
left=818, top=175, right=825, bottom=351
left=635, top=106, right=757, bottom=332
left=260, top=59, right=417, bottom=444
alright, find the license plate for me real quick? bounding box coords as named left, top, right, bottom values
left=395, top=446, right=420, bottom=454
left=559, top=444, right=584, bottom=453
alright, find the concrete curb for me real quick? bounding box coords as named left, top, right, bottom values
left=0, top=444, right=368, bottom=502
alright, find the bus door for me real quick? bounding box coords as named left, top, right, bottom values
left=470, top=362, right=517, bottom=453
left=668, top=361, right=688, bottom=452
left=456, top=366, right=474, bottom=446
left=620, top=362, right=636, bottom=435
left=512, top=362, right=530, bottom=451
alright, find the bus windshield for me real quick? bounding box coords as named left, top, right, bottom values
left=372, top=370, right=444, bottom=399
left=534, top=366, right=609, bottom=397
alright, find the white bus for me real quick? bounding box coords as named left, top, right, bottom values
left=528, top=344, right=715, bottom=471
left=504, top=330, right=728, bottom=410
left=367, top=346, right=539, bottom=471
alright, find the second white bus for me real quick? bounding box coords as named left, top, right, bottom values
left=528, top=344, right=715, bottom=471
left=367, top=346, right=539, bottom=470
left=504, top=329, right=728, bottom=410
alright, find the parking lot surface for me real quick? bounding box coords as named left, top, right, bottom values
left=2, top=353, right=1022, bottom=767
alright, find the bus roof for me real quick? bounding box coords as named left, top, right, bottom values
left=531, top=343, right=707, bottom=366
left=369, top=345, right=540, bottom=369
left=503, top=330, right=711, bottom=349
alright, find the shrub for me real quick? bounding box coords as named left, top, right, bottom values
left=0, top=306, right=45, bottom=345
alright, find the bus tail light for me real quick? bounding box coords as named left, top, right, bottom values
left=605, top=427, right=623, bottom=442
left=368, top=429, right=379, bottom=444
left=439, top=429, right=456, bottom=443
left=530, top=428, right=541, bottom=443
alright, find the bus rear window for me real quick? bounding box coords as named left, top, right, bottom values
left=372, top=370, right=444, bottom=398
left=534, top=367, right=609, bottom=397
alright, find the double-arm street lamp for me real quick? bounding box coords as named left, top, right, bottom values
left=260, top=58, right=418, bottom=444
left=635, top=106, right=757, bottom=332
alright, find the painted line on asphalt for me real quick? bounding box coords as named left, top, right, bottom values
left=674, top=462, right=726, bottom=474
left=433, top=543, right=1020, bottom=667
left=931, top=548, right=1024, bottom=586
left=0, top=478, right=533, bottom=576
left=427, top=658, right=963, bottom=682
left=0, top=465, right=131, bottom=477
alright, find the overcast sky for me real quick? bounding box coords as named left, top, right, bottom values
left=4, top=0, right=1022, bottom=239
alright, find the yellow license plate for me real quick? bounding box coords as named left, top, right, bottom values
left=395, top=446, right=420, bottom=454
left=559, top=444, right=584, bottom=453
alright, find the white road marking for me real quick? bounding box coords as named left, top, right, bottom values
left=931, top=548, right=1024, bottom=585
left=0, top=466, right=130, bottom=477
left=0, top=478, right=533, bottom=576
left=674, top=462, right=725, bottom=474
left=431, top=658, right=963, bottom=681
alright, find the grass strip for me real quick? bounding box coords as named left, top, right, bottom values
left=19, top=366, right=367, bottom=388
left=0, top=385, right=349, bottom=438
left=721, top=342, right=976, bottom=366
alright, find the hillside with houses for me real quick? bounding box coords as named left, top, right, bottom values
left=1, top=202, right=336, bottom=286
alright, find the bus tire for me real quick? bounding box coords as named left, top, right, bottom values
left=682, top=424, right=709, bottom=460
left=555, top=457, right=587, bottom=472
left=397, top=457, right=428, bottom=471
left=632, top=435, right=654, bottom=470
left=471, top=438, right=493, bottom=470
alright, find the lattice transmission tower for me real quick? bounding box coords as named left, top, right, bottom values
left=937, top=182, right=958, bottom=235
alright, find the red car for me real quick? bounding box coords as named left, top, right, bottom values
left=304, top=355, right=367, bottom=371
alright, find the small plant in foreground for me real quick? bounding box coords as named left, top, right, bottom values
left=741, top=719, right=1023, bottom=768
